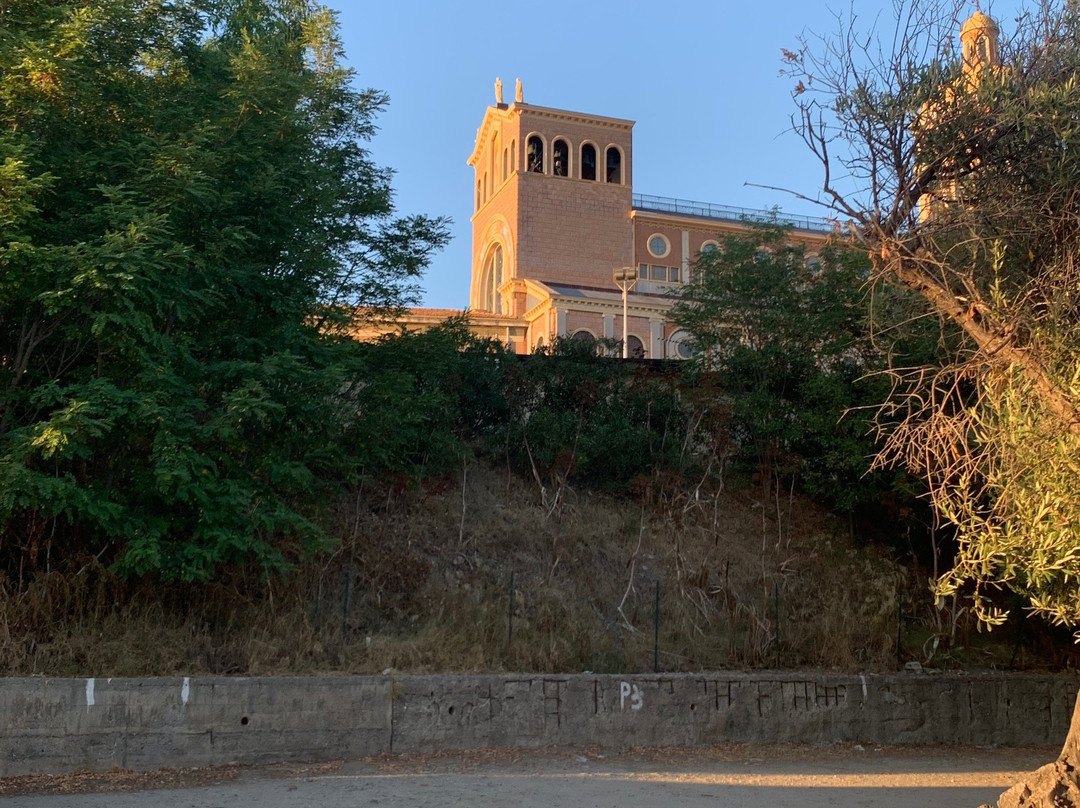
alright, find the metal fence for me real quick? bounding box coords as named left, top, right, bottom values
left=632, top=193, right=837, bottom=234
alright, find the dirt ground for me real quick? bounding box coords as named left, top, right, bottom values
left=0, top=744, right=1058, bottom=808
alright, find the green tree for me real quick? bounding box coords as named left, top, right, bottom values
left=349, top=318, right=510, bottom=478
left=784, top=0, right=1080, bottom=792
left=671, top=223, right=917, bottom=513
left=0, top=0, right=448, bottom=581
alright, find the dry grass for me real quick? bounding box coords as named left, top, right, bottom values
left=0, top=461, right=1059, bottom=676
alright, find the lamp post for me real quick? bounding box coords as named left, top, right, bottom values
left=612, top=266, right=639, bottom=358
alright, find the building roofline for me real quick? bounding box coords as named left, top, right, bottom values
left=512, top=102, right=635, bottom=129
left=468, top=102, right=634, bottom=166
left=631, top=193, right=838, bottom=235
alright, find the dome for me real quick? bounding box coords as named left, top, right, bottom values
left=961, top=9, right=998, bottom=38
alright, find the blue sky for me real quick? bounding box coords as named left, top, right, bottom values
left=336, top=1, right=1021, bottom=309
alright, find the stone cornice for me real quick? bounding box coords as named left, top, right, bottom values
left=514, top=103, right=634, bottom=131
left=468, top=103, right=634, bottom=166
left=533, top=292, right=676, bottom=320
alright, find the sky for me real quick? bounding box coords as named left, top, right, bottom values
left=335, top=0, right=1023, bottom=310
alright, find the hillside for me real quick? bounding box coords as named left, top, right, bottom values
left=1, top=461, right=1062, bottom=677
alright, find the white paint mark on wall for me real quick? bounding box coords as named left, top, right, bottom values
left=619, top=681, right=643, bottom=711
left=860, top=675, right=867, bottom=700
left=181, top=677, right=190, bottom=706
left=85, top=678, right=95, bottom=710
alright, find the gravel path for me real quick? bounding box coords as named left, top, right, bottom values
left=0, top=744, right=1056, bottom=808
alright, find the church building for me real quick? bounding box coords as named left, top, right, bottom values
left=363, top=81, right=835, bottom=358
left=460, top=79, right=833, bottom=358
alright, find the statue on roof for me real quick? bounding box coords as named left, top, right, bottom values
left=495, top=77, right=503, bottom=105
left=515, top=78, right=523, bottom=103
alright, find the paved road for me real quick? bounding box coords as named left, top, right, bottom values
left=0, top=745, right=1054, bottom=808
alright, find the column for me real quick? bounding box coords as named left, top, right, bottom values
left=650, top=320, right=664, bottom=359
left=681, top=230, right=691, bottom=283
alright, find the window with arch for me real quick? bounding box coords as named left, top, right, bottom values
left=475, top=180, right=481, bottom=211
left=700, top=240, right=720, bottom=256
left=510, top=139, right=517, bottom=172
left=527, top=135, right=544, bottom=173
left=605, top=146, right=622, bottom=184
left=502, top=148, right=508, bottom=181
left=626, top=335, right=645, bottom=359
left=552, top=138, right=569, bottom=177
left=581, top=143, right=597, bottom=181
left=482, top=244, right=505, bottom=314
left=571, top=330, right=595, bottom=344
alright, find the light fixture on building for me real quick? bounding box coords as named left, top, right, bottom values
left=612, top=266, right=639, bottom=359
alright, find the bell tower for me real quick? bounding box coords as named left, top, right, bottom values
left=960, top=8, right=999, bottom=76
left=467, top=81, right=635, bottom=320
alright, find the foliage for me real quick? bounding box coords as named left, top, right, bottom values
left=347, top=318, right=509, bottom=478
left=784, top=0, right=1080, bottom=630
left=671, top=223, right=930, bottom=513
left=500, top=338, right=724, bottom=495
left=0, top=0, right=448, bottom=581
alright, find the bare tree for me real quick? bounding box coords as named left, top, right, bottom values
left=784, top=2, right=1080, bottom=803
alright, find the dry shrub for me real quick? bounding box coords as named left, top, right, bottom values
left=0, top=461, right=1055, bottom=676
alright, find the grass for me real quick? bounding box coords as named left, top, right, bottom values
left=0, top=461, right=1070, bottom=676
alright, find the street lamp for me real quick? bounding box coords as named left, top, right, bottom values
left=612, top=266, right=639, bottom=359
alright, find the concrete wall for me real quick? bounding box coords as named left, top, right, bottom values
left=1, top=672, right=1075, bottom=777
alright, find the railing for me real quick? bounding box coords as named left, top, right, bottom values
left=632, top=193, right=836, bottom=233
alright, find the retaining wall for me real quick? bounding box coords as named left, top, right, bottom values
left=1, top=672, right=1075, bottom=776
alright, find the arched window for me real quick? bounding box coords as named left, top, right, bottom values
left=483, top=172, right=488, bottom=203
left=502, top=148, right=508, bottom=181
left=581, top=143, right=597, bottom=181
left=476, top=180, right=481, bottom=211
left=571, top=330, right=595, bottom=344
left=605, top=146, right=622, bottom=184
left=552, top=138, right=569, bottom=177
left=626, top=335, right=645, bottom=359
left=527, top=135, right=544, bottom=173
left=510, top=139, right=517, bottom=172
left=483, top=245, right=505, bottom=314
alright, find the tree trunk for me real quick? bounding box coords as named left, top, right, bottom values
left=980, top=689, right=1080, bottom=808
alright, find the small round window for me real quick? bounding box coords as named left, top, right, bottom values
left=670, top=330, right=694, bottom=360
left=648, top=235, right=670, bottom=259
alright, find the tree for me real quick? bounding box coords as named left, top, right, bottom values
left=0, top=0, right=448, bottom=581
left=671, top=223, right=933, bottom=516
left=782, top=0, right=1080, bottom=800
